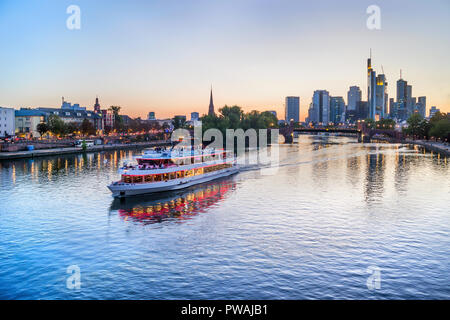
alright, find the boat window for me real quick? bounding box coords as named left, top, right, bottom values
left=176, top=171, right=184, bottom=178
left=154, top=174, right=162, bottom=182
left=170, top=172, right=176, bottom=180
left=195, top=168, right=204, bottom=175
left=122, top=175, right=132, bottom=183
left=145, top=175, right=153, bottom=182
left=133, top=176, right=143, bottom=183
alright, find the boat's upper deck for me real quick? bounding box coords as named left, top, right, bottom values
left=136, top=146, right=230, bottom=161
left=119, top=146, right=235, bottom=175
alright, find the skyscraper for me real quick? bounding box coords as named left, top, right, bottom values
left=357, top=101, right=369, bottom=120
left=389, top=98, right=395, bottom=118
left=406, top=85, right=413, bottom=116
left=285, top=96, right=300, bottom=123
left=396, top=78, right=408, bottom=121
left=312, top=90, right=330, bottom=125
left=330, top=96, right=345, bottom=124
left=367, top=53, right=388, bottom=120
left=375, top=74, right=387, bottom=119
left=347, top=86, right=362, bottom=111
left=417, top=96, right=426, bottom=118
left=208, top=87, right=215, bottom=116
left=367, top=55, right=377, bottom=120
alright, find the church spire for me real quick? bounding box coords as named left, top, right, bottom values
left=208, top=86, right=215, bottom=116
left=94, top=96, right=101, bottom=113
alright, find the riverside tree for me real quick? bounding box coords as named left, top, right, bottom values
left=48, top=115, right=66, bottom=137
left=36, top=122, right=49, bottom=138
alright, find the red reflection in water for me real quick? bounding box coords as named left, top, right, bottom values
left=118, top=180, right=234, bottom=224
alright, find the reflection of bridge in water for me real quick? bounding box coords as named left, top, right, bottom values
left=280, top=123, right=403, bottom=143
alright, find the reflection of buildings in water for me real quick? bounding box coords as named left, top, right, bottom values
left=0, top=150, right=141, bottom=188
left=394, top=152, right=411, bottom=193
left=364, top=151, right=386, bottom=202
left=346, top=154, right=361, bottom=187
left=0, top=162, right=16, bottom=186
left=112, top=180, right=235, bottom=225
left=311, top=158, right=329, bottom=188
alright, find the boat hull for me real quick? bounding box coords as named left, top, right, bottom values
left=108, top=167, right=239, bottom=198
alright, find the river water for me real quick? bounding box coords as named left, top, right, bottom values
left=0, top=136, right=449, bottom=299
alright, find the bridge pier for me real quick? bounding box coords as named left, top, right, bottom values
left=284, top=133, right=293, bottom=144
left=280, top=125, right=294, bottom=144
left=362, top=135, right=371, bottom=143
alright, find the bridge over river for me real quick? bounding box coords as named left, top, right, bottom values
left=279, top=123, right=403, bottom=143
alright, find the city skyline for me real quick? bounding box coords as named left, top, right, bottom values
left=1, top=0, right=449, bottom=120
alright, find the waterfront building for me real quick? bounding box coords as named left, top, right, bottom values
left=0, top=107, right=16, bottom=137
left=91, top=97, right=104, bottom=130
left=36, top=107, right=102, bottom=128
left=91, top=96, right=113, bottom=131
left=14, top=109, right=46, bottom=138
left=285, top=96, right=300, bottom=123
left=330, top=96, right=345, bottom=124
left=347, top=86, right=361, bottom=112
left=208, top=88, right=215, bottom=116
left=94, top=97, right=101, bottom=113
left=101, top=109, right=114, bottom=130
left=311, top=90, right=330, bottom=125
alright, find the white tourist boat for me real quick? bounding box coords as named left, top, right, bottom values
left=108, top=145, right=239, bottom=197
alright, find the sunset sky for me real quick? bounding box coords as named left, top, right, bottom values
left=1, top=0, right=449, bottom=120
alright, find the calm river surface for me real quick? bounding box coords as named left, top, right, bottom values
left=0, top=136, right=449, bottom=299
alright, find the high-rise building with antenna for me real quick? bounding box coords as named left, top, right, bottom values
left=367, top=50, right=387, bottom=120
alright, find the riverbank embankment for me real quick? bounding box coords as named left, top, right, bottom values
left=0, top=140, right=172, bottom=161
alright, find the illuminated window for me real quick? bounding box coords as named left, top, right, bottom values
left=133, top=176, right=143, bottom=183
left=176, top=171, right=184, bottom=178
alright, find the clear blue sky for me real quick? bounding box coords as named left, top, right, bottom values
left=1, top=0, right=449, bottom=120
